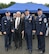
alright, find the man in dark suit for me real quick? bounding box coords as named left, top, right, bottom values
left=2, top=12, right=14, bottom=51
left=14, top=11, right=24, bottom=49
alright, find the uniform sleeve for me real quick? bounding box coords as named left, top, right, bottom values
left=1, top=17, right=5, bottom=32
left=43, top=14, right=47, bottom=23
left=43, top=15, right=47, bottom=29
left=40, top=18, right=46, bottom=33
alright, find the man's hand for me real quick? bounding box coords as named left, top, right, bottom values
left=22, top=31, right=24, bottom=34
left=3, top=32, right=6, bottom=35
left=0, top=32, right=2, bottom=35
left=32, top=30, right=36, bottom=33
left=22, top=31, right=24, bottom=39
left=40, top=32, right=43, bottom=35
left=11, top=30, right=14, bottom=32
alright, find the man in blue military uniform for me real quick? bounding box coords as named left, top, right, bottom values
left=22, top=10, right=35, bottom=54
left=2, top=12, right=14, bottom=51
left=36, top=9, right=47, bottom=54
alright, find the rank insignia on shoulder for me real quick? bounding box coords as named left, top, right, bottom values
left=44, top=18, right=47, bottom=23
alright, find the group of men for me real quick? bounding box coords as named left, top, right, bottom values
left=1, top=9, right=47, bottom=54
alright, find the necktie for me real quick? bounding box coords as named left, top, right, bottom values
left=15, top=17, right=20, bottom=29
left=18, top=18, right=20, bottom=25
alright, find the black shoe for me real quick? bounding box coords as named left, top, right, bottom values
left=5, top=48, right=8, bottom=51
left=43, top=50, right=45, bottom=53
left=39, top=51, right=45, bottom=54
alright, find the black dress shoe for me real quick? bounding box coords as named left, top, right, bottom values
left=39, top=51, right=45, bottom=54
left=43, top=50, right=45, bottom=53
left=5, top=48, right=8, bottom=51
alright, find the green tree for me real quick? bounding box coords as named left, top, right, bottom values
left=7, top=1, right=16, bottom=7
left=0, top=1, right=16, bottom=9
left=45, top=3, right=49, bottom=7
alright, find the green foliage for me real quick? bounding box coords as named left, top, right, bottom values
left=0, top=1, right=16, bottom=9
left=0, top=2, right=49, bottom=9
left=7, top=2, right=16, bottom=7
left=45, top=3, right=49, bottom=7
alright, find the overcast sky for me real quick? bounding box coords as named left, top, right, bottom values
left=0, top=0, right=49, bottom=4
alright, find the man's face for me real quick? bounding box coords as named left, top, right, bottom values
left=13, top=14, right=16, bottom=18
left=5, top=12, right=10, bottom=16
left=25, top=11, right=30, bottom=16
left=37, top=11, right=43, bottom=16
left=8, top=12, right=10, bottom=16
left=16, top=13, right=21, bottom=17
